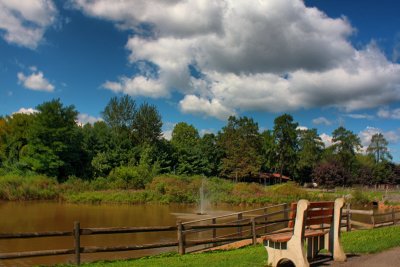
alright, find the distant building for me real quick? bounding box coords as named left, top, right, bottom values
left=257, top=172, right=291, bottom=185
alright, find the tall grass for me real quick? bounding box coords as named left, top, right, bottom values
left=0, top=174, right=59, bottom=200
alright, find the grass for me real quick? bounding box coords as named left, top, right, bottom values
left=73, top=245, right=267, bottom=267
left=61, top=225, right=400, bottom=267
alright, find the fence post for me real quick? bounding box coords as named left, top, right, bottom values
left=371, top=211, right=375, bottom=228
left=177, top=222, right=185, bottom=255
left=237, top=213, right=243, bottom=237
left=346, top=203, right=351, bottom=232
left=392, top=208, right=396, bottom=225
left=74, top=221, right=81, bottom=266
left=212, top=218, right=217, bottom=247
left=251, top=218, right=257, bottom=245
left=263, top=207, right=268, bottom=234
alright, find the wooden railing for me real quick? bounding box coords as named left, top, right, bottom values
left=0, top=203, right=398, bottom=265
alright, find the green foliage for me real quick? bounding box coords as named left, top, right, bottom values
left=102, top=95, right=136, bottom=134
left=18, top=99, right=82, bottom=180
left=367, top=133, right=391, bottom=163
left=0, top=174, right=58, bottom=200
left=297, top=128, right=324, bottom=183
left=273, top=114, right=299, bottom=179
left=218, top=116, right=262, bottom=180
left=133, top=102, right=163, bottom=145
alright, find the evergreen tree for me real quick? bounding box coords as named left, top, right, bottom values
left=218, top=116, right=262, bottom=181
left=273, top=114, right=298, bottom=180
left=367, top=133, right=391, bottom=163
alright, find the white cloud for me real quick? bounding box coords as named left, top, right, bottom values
left=72, top=0, right=400, bottom=119
left=320, top=133, right=333, bottom=147
left=17, top=69, right=54, bottom=92
left=13, top=107, right=38, bottom=115
left=77, top=113, right=103, bottom=126
left=162, top=122, right=176, bottom=140
left=345, top=113, right=374, bottom=120
left=179, top=95, right=235, bottom=120
left=312, top=117, right=332, bottom=126
left=377, top=107, right=400, bottom=119
left=0, top=0, right=57, bottom=48
left=297, top=126, right=308, bottom=131
left=359, top=127, right=400, bottom=150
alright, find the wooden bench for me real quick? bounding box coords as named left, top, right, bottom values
left=263, top=198, right=346, bottom=267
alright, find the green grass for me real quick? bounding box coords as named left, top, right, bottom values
left=76, top=246, right=267, bottom=267
left=341, top=225, right=400, bottom=254
left=61, top=225, right=400, bottom=267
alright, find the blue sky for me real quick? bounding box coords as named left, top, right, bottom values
left=0, top=0, right=400, bottom=161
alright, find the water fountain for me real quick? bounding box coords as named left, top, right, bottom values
left=197, top=178, right=207, bottom=215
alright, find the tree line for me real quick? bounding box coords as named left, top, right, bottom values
left=0, top=95, right=398, bottom=187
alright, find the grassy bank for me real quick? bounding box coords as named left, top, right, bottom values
left=0, top=173, right=390, bottom=206
left=65, top=225, right=400, bottom=267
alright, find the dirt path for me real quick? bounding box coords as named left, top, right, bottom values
left=324, top=247, right=400, bottom=267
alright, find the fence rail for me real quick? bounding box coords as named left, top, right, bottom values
left=1, top=204, right=399, bottom=265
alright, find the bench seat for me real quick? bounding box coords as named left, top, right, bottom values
left=263, top=198, right=346, bottom=267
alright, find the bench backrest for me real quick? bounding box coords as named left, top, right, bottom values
left=288, top=201, right=335, bottom=228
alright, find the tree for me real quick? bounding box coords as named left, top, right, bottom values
left=133, top=102, right=163, bottom=145
left=218, top=116, right=262, bottom=181
left=20, top=99, right=82, bottom=180
left=261, top=130, right=276, bottom=172
left=170, top=122, right=206, bottom=175
left=367, top=133, right=391, bottom=163
left=312, top=159, right=349, bottom=188
left=102, top=95, right=136, bottom=137
left=273, top=114, right=298, bottom=180
left=297, top=128, right=324, bottom=183
left=331, top=126, right=361, bottom=185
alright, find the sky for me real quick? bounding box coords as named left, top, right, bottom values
left=0, top=0, right=400, bottom=161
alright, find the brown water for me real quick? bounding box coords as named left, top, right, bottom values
left=0, top=201, right=247, bottom=266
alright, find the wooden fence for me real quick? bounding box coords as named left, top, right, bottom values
left=0, top=203, right=398, bottom=266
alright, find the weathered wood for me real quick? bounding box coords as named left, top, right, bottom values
left=82, top=242, right=178, bottom=253
left=346, top=203, right=351, bottom=232
left=184, top=222, right=251, bottom=230
left=0, top=231, right=72, bottom=239
left=0, top=249, right=75, bottom=259
left=350, top=220, right=373, bottom=229
left=185, top=236, right=252, bottom=247
left=349, top=209, right=374, bottom=215
left=212, top=218, right=217, bottom=247
left=237, top=213, right=243, bottom=237
left=177, top=222, right=185, bottom=255
left=251, top=218, right=257, bottom=245
left=81, top=226, right=177, bottom=235
left=74, top=221, right=81, bottom=266
left=392, top=209, right=396, bottom=225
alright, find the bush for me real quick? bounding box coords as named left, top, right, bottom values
left=108, top=166, right=146, bottom=189
left=0, top=174, right=59, bottom=200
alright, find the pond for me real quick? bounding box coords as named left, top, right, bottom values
left=0, top=201, right=248, bottom=266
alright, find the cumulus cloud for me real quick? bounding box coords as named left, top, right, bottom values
left=179, top=95, right=235, bottom=120
left=313, top=117, right=332, bottom=126
left=377, top=107, right=400, bottom=119
left=72, top=0, right=400, bottom=119
left=17, top=68, right=55, bottom=92
left=320, top=133, right=333, bottom=147
left=13, top=107, right=38, bottom=115
left=358, top=126, right=400, bottom=152
left=345, top=113, right=374, bottom=120
left=0, top=0, right=57, bottom=48
left=76, top=113, right=103, bottom=126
